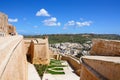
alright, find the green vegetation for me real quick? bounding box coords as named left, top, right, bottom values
left=47, top=59, right=66, bottom=75
left=34, top=64, right=47, bottom=79
left=24, top=34, right=120, bottom=44
left=47, top=65, right=67, bottom=68
left=52, top=67, right=64, bottom=70
left=47, top=70, right=65, bottom=74
left=34, top=59, right=66, bottom=79
left=50, top=59, right=62, bottom=64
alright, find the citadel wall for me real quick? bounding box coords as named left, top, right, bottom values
left=0, top=36, right=27, bottom=80
left=80, top=39, right=120, bottom=80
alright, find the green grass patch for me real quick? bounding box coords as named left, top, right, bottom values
left=47, top=70, right=65, bottom=74
left=46, top=59, right=67, bottom=75
left=52, top=68, right=64, bottom=70
left=34, top=64, right=47, bottom=79
left=50, top=59, right=62, bottom=64
left=34, top=59, right=67, bottom=76
left=48, top=64, right=67, bottom=68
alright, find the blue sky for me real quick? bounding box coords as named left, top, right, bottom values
left=0, top=0, right=120, bottom=35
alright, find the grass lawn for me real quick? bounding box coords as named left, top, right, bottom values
left=47, top=69, right=65, bottom=74
left=52, top=67, right=64, bottom=70
left=34, top=59, right=67, bottom=79
left=47, top=59, right=66, bottom=75
left=34, top=64, right=47, bottom=79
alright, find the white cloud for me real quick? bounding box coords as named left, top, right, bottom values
left=65, top=20, right=92, bottom=27
left=42, top=17, right=61, bottom=26
left=76, top=21, right=92, bottom=27
left=36, top=8, right=50, bottom=17
left=66, top=20, right=75, bottom=26
left=8, top=18, right=18, bottom=22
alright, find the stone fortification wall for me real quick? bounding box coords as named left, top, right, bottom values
left=24, top=39, right=32, bottom=55
left=80, top=56, right=120, bottom=80
left=80, top=65, right=99, bottom=80
left=80, top=39, right=120, bottom=80
left=0, top=36, right=27, bottom=80
left=7, top=24, right=16, bottom=35
left=90, top=39, right=120, bottom=56
left=0, top=12, right=8, bottom=36
left=0, top=12, right=17, bottom=36
left=61, top=55, right=81, bottom=76
left=28, top=37, right=50, bottom=65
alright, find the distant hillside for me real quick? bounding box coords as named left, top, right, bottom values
left=24, top=34, right=120, bottom=44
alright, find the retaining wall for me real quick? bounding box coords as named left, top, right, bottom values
left=61, top=55, right=81, bottom=76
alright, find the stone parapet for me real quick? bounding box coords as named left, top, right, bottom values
left=90, top=39, right=120, bottom=56
left=61, top=55, right=81, bottom=76
left=80, top=56, right=120, bottom=80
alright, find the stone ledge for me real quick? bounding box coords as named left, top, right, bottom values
left=80, top=56, right=120, bottom=80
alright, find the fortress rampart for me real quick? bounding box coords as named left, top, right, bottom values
left=0, top=36, right=27, bottom=80
left=80, top=39, right=120, bottom=80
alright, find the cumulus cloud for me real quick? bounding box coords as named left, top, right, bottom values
left=42, top=17, right=61, bottom=26
left=36, top=8, right=50, bottom=17
left=8, top=18, right=18, bottom=22
left=76, top=21, right=92, bottom=27
left=65, top=20, right=92, bottom=27
left=66, top=20, right=75, bottom=26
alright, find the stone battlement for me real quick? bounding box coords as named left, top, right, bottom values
left=80, top=39, right=120, bottom=80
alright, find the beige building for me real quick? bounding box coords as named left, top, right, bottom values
left=0, top=12, right=8, bottom=36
